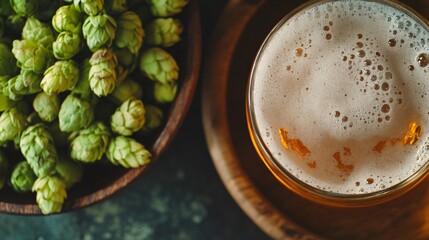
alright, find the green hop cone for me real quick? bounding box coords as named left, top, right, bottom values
left=111, top=98, right=145, bottom=136
left=10, top=161, right=36, bottom=193
left=52, top=5, right=83, bottom=34
left=4, top=70, right=43, bottom=100
left=141, top=104, right=163, bottom=132
left=69, top=122, right=110, bottom=163
left=59, top=93, right=94, bottom=132
left=22, top=17, right=55, bottom=48
left=55, top=157, right=83, bottom=189
left=10, top=0, right=38, bottom=16
left=89, top=48, right=118, bottom=96
left=33, top=92, right=60, bottom=122
left=0, top=43, right=18, bottom=76
left=147, top=0, right=188, bottom=17
left=145, top=18, right=183, bottom=47
left=20, top=123, right=58, bottom=177
left=108, top=78, right=142, bottom=105
left=139, top=48, right=179, bottom=84
left=82, top=13, right=117, bottom=52
left=0, top=150, right=8, bottom=190
left=53, top=32, right=82, bottom=60
left=153, top=82, right=177, bottom=103
left=0, top=91, right=13, bottom=112
left=12, top=40, right=54, bottom=74
left=115, top=11, right=144, bottom=54
left=32, top=175, right=67, bottom=215
left=74, top=0, right=104, bottom=15
left=41, top=60, right=80, bottom=95
left=106, top=136, right=151, bottom=168
left=105, top=0, right=127, bottom=14
left=0, top=107, right=27, bottom=142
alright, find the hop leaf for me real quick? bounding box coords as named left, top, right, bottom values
left=139, top=47, right=178, bottom=84
left=82, top=13, right=117, bottom=52
left=10, top=0, right=38, bottom=16
left=153, top=82, right=177, bottom=103
left=53, top=32, right=82, bottom=60
left=69, top=122, right=110, bottom=163
left=74, top=0, right=104, bottom=16
left=147, top=0, right=188, bottom=17
left=32, top=175, right=67, bottom=215
left=20, top=123, right=58, bottom=177
left=89, top=48, right=118, bottom=96
left=145, top=18, right=183, bottom=47
left=0, top=107, right=27, bottom=142
left=52, top=5, right=83, bottom=34
left=12, top=40, right=54, bottom=74
left=111, top=98, right=145, bottom=136
left=33, top=92, right=60, bottom=122
left=22, top=17, right=55, bottom=48
left=55, top=157, right=83, bottom=189
left=10, top=161, right=36, bottom=193
left=59, top=93, right=94, bottom=132
left=106, top=136, right=151, bottom=168
left=0, top=43, right=18, bottom=77
left=115, top=11, right=144, bottom=54
left=41, top=60, right=80, bottom=95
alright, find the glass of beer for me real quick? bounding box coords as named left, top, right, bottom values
left=247, top=0, right=429, bottom=207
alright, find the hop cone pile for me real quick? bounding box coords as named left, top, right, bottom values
left=0, top=0, right=188, bottom=215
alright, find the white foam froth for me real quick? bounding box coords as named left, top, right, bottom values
left=250, top=0, right=429, bottom=194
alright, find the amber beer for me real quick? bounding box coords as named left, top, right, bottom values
left=247, top=0, right=429, bottom=206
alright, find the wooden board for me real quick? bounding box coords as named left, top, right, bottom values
left=202, top=0, right=429, bottom=239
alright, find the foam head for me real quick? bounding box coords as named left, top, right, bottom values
left=249, top=0, right=429, bottom=195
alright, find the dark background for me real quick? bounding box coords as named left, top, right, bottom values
left=0, top=1, right=271, bottom=239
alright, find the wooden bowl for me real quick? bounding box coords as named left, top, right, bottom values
left=0, top=1, right=201, bottom=215
left=202, top=0, right=429, bottom=239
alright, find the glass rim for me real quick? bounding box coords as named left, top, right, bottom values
left=246, top=0, right=429, bottom=207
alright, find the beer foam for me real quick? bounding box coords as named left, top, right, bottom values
left=250, top=0, right=429, bottom=194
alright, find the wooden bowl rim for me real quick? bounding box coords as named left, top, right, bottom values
left=0, top=1, right=201, bottom=215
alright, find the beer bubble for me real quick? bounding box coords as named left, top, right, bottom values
left=342, top=116, right=349, bottom=122
left=371, top=75, right=377, bottom=81
left=357, top=33, right=363, bottom=39
left=374, top=84, right=380, bottom=90
left=358, top=50, right=366, bottom=57
left=385, top=115, right=391, bottom=121
left=326, top=33, right=332, bottom=40
left=364, top=59, right=372, bottom=66
left=417, top=53, right=429, bottom=67
left=385, top=72, right=393, bottom=79
left=323, top=26, right=330, bottom=31
left=356, top=42, right=364, bottom=48
left=381, top=104, right=390, bottom=113
left=335, top=111, right=341, bottom=117
left=409, top=65, right=415, bottom=71
left=388, top=39, right=397, bottom=47
left=367, top=178, right=374, bottom=184
left=377, top=65, right=384, bottom=71
left=381, top=82, right=390, bottom=91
